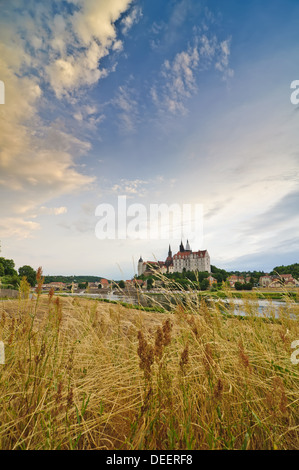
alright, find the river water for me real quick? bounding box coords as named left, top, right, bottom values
left=64, top=291, right=298, bottom=320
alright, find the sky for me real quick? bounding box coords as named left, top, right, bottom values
left=0, top=0, right=298, bottom=280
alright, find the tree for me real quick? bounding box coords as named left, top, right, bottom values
left=78, top=282, right=87, bottom=289
left=18, top=265, right=36, bottom=287
left=118, top=280, right=125, bottom=289
left=5, top=274, right=20, bottom=289
left=0, top=258, right=17, bottom=276
left=200, top=279, right=209, bottom=291
left=235, top=282, right=243, bottom=291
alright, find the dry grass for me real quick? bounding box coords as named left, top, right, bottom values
left=0, top=284, right=298, bottom=450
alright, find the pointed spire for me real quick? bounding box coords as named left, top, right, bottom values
left=179, top=240, right=185, bottom=252
left=168, top=244, right=172, bottom=257
left=186, top=239, right=191, bottom=251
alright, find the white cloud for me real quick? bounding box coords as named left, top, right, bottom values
left=113, top=85, right=139, bottom=132
left=111, top=178, right=148, bottom=197
left=44, top=0, right=133, bottom=98
left=152, top=44, right=199, bottom=115
left=215, top=38, right=234, bottom=79
left=39, top=206, right=68, bottom=216
left=0, top=0, right=135, bottom=240
left=152, top=32, right=233, bottom=115
left=121, top=5, right=143, bottom=35
left=0, top=218, right=41, bottom=239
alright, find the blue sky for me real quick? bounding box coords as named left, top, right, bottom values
left=0, top=0, right=298, bottom=279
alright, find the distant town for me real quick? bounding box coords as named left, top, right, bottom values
left=0, top=243, right=298, bottom=297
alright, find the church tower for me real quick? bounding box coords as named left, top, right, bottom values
left=165, top=244, right=173, bottom=269
left=138, top=256, right=144, bottom=277
left=186, top=240, right=191, bottom=251
left=179, top=240, right=185, bottom=252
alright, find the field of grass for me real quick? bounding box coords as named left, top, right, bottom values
left=0, top=284, right=299, bottom=450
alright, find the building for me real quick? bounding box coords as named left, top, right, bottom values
left=259, top=275, right=272, bottom=287
left=259, top=274, right=297, bottom=288
left=138, top=240, right=210, bottom=276
left=227, top=275, right=245, bottom=288
left=173, top=240, right=210, bottom=273
left=100, top=278, right=110, bottom=288
left=207, top=275, right=217, bottom=286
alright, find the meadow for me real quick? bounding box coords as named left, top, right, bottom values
left=0, top=276, right=298, bottom=450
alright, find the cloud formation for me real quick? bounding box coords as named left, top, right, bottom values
left=151, top=32, right=233, bottom=115
left=0, top=0, right=133, bottom=239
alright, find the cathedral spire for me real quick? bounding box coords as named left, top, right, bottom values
left=168, top=244, right=172, bottom=257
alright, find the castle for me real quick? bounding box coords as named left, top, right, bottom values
left=138, top=240, right=210, bottom=277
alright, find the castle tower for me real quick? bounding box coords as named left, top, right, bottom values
left=138, top=256, right=144, bottom=277
left=179, top=240, right=185, bottom=252
left=186, top=240, right=191, bottom=251
left=165, top=244, right=173, bottom=269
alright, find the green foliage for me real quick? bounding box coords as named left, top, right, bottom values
left=271, top=263, right=299, bottom=279
left=43, top=275, right=105, bottom=284
left=18, top=265, right=36, bottom=287
left=211, top=265, right=229, bottom=282
left=0, top=257, right=17, bottom=276
left=235, top=282, right=253, bottom=291
left=1, top=274, right=20, bottom=289
left=78, top=282, right=88, bottom=289
left=200, top=278, right=209, bottom=291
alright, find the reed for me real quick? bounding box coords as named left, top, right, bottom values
left=0, top=273, right=298, bottom=450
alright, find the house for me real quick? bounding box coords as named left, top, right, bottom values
left=45, top=282, right=67, bottom=291
left=207, top=275, right=217, bottom=286
left=100, top=279, right=109, bottom=288
left=227, top=275, right=245, bottom=288
left=88, top=282, right=100, bottom=290
left=259, top=274, right=297, bottom=288
left=259, top=275, right=273, bottom=287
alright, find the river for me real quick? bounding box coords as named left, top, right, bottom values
left=63, top=290, right=299, bottom=320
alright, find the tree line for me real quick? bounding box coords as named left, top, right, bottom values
left=0, top=257, right=36, bottom=289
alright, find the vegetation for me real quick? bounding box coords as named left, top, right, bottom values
left=235, top=282, right=253, bottom=291
left=0, top=269, right=298, bottom=450
left=18, top=265, right=36, bottom=287
left=43, top=275, right=105, bottom=284
left=0, top=254, right=108, bottom=291
left=271, top=264, right=299, bottom=279
left=0, top=257, right=20, bottom=289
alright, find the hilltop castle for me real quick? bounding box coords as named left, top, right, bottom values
left=138, top=240, right=210, bottom=277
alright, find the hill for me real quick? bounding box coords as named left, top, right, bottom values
left=270, top=263, right=299, bottom=279
left=43, top=275, right=107, bottom=284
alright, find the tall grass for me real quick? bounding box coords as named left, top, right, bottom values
left=0, top=274, right=298, bottom=450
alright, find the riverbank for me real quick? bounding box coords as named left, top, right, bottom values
left=56, top=286, right=299, bottom=322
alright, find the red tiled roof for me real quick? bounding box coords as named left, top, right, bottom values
left=173, top=250, right=207, bottom=259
